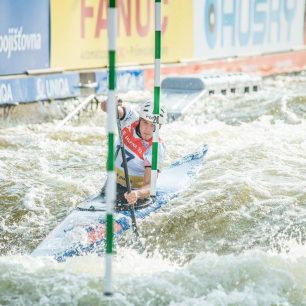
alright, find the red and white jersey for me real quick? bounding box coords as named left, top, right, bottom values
left=115, top=106, right=165, bottom=189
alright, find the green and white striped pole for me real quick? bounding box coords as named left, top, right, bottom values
left=104, top=0, right=117, bottom=296
left=151, top=0, right=161, bottom=197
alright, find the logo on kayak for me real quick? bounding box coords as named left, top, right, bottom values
left=87, top=223, right=122, bottom=244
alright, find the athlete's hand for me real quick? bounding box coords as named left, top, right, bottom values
left=124, top=191, right=138, bottom=205
left=100, top=97, right=122, bottom=112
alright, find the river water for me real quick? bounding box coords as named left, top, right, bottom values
left=0, top=73, right=305, bottom=305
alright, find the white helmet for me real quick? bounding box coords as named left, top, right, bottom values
left=139, top=100, right=167, bottom=124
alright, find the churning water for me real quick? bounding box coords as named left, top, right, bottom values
left=0, top=73, right=305, bottom=305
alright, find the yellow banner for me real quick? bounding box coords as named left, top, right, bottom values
left=161, top=0, right=193, bottom=63
left=51, top=0, right=192, bottom=70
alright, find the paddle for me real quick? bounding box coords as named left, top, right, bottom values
left=116, top=109, right=140, bottom=239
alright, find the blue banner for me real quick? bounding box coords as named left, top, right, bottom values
left=0, top=73, right=80, bottom=105
left=31, top=73, right=80, bottom=101
left=0, top=78, right=27, bottom=105
left=0, top=0, right=50, bottom=75
left=95, top=70, right=144, bottom=94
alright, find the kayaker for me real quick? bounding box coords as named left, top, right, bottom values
left=100, top=98, right=167, bottom=210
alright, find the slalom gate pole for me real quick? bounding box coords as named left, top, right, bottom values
left=104, top=0, right=117, bottom=296
left=151, top=0, right=161, bottom=197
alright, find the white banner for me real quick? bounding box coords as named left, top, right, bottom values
left=193, top=0, right=305, bottom=59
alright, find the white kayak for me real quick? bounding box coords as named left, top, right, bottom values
left=31, top=145, right=208, bottom=261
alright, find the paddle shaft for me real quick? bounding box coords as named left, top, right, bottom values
left=116, top=114, right=139, bottom=238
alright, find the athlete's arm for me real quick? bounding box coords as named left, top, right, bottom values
left=124, top=167, right=152, bottom=204
left=100, top=98, right=124, bottom=119
left=137, top=167, right=151, bottom=199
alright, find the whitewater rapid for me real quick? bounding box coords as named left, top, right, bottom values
left=0, top=73, right=305, bottom=305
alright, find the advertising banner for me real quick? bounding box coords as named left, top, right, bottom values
left=0, top=0, right=50, bottom=75
left=304, top=1, right=306, bottom=44
left=51, top=0, right=192, bottom=70
left=95, top=69, right=144, bottom=94
left=0, top=79, right=27, bottom=105
left=193, top=0, right=305, bottom=59
left=33, top=73, right=80, bottom=101
left=0, top=73, right=80, bottom=105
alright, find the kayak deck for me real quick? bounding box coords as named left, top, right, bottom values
left=31, top=145, right=208, bottom=261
